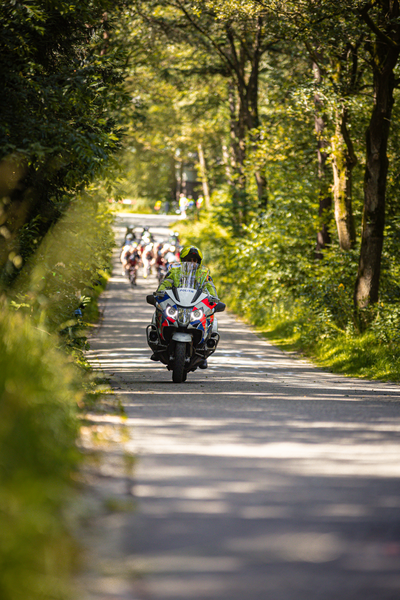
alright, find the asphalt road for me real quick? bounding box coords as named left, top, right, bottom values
left=84, top=213, right=400, bottom=600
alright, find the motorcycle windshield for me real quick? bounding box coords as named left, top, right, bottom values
left=178, top=262, right=209, bottom=290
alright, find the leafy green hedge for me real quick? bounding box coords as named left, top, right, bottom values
left=0, top=308, right=81, bottom=600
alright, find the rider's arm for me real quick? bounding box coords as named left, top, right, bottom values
left=156, top=265, right=180, bottom=292
left=120, top=247, right=130, bottom=266
left=157, top=277, right=172, bottom=292
left=197, top=266, right=218, bottom=298
left=205, top=276, right=217, bottom=297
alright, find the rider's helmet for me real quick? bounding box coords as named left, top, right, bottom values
left=125, top=233, right=134, bottom=243
left=180, top=246, right=203, bottom=264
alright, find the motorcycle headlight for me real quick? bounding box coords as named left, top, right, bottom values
left=190, top=308, right=204, bottom=322
left=166, top=305, right=178, bottom=319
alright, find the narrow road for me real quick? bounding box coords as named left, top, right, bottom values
left=85, top=213, right=400, bottom=600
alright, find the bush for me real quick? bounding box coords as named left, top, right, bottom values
left=10, top=189, right=114, bottom=355
left=0, top=307, right=81, bottom=600
left=0, top=186, right=116, bottom=598
left=177, top=211, right=400, bottom=381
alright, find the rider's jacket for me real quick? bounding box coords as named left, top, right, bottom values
left=157, top=262, right=217, bottom=297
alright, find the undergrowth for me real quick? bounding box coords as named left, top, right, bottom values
left=176, top=209, right=400, bottom=382
left=0, top=189, right=116, bottom=599
left=0, top=308, right=81, bottom=600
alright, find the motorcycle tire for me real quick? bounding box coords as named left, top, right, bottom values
left=172, top=341, right=187, bottom=383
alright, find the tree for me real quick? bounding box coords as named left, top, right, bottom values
left=354, top=0, right=400, bottom=309
left=283, top=0, right=400, bottom=308
left=131, top=0, right=286, bottom=228
left=278, top=0, right=367, bottom=253
left=0, top=0, right=130, bottom=285
left=312, top=59, right=333, bottom=257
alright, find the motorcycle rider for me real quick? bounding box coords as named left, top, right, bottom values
left=121, top=241, right=140, bottom=284
left=140, top=226, right=154, bottom=244
left=156, top=245, right=217, bottom=296
left=150, top=246, right=218, bottom=368
left=168, top=230, right=180, bottom=247
left=142, top=242, right=154, bottom=278
left=120, top=234, right=135, bottom=275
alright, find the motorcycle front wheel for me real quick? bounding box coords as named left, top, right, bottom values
left=172, top=341, right=187, bottom=383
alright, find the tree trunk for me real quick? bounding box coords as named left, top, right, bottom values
left=354, top=0, right=400, bottom=309
left=228, top=81, right=247, bottom=232
left=313, top=62, right=332, bottom=259
left=314, top=112, right=332, bottom=258
left=354, top=57, right=398, bottom=308
left=197, top=143, right=211, bottom=210
left=315, top=119, right=331, bottom=258
left=226, top=21, right=267, bottom=219
left=170, top=155, right=177, bottom=203
left=331, top=107, right=356, bottom=251
left=222, top=143, right=233, bottom=185
left=248, top=99, right=268, bottom=209
left=176, top=160, right=183, bottom=201
left=246, top=18, right=268, bottom=209
left=100, top=12, right=110, bottom=56
left=255, top=171, right=267, bottom=209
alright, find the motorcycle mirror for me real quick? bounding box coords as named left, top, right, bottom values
left=214, top=301, right=226, bottom=313
left=146, top=294, right=156, bottom=306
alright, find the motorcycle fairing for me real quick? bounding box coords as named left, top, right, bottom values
left=206, top=315, right=214, bottom=335
left=157, top=310, right=175, bottom=342
left=189, top=304, right=208, bottom=335
left=202, top=297, right=217, bottom=309
left=156, top=291, right=171, bottom=307
left=156, top=288, right=212, bottom=311
left=152, top=270, right=222, bottom=350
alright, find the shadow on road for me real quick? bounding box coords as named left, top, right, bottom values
left=83, top=214, right=400, bottom=600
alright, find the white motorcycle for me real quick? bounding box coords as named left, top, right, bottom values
left=146, top=262, right=225, bottom=383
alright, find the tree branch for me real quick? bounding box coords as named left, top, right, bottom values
left=225, top=24, right=247, bottom=92
left=360, top=3, right=400, bottom=50
left=173, top=0, right=236, bottom=72
left=304, top=40, right=327, bottom=78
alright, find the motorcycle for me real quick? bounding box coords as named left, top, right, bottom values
left=146, top=262, right=225, bottom=383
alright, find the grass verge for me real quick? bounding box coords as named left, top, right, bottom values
left=0, top=308, right=82, bottom=600
left=0, top=190, right=118, bottom=599
left=255, top=316, right=400, bottom=381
